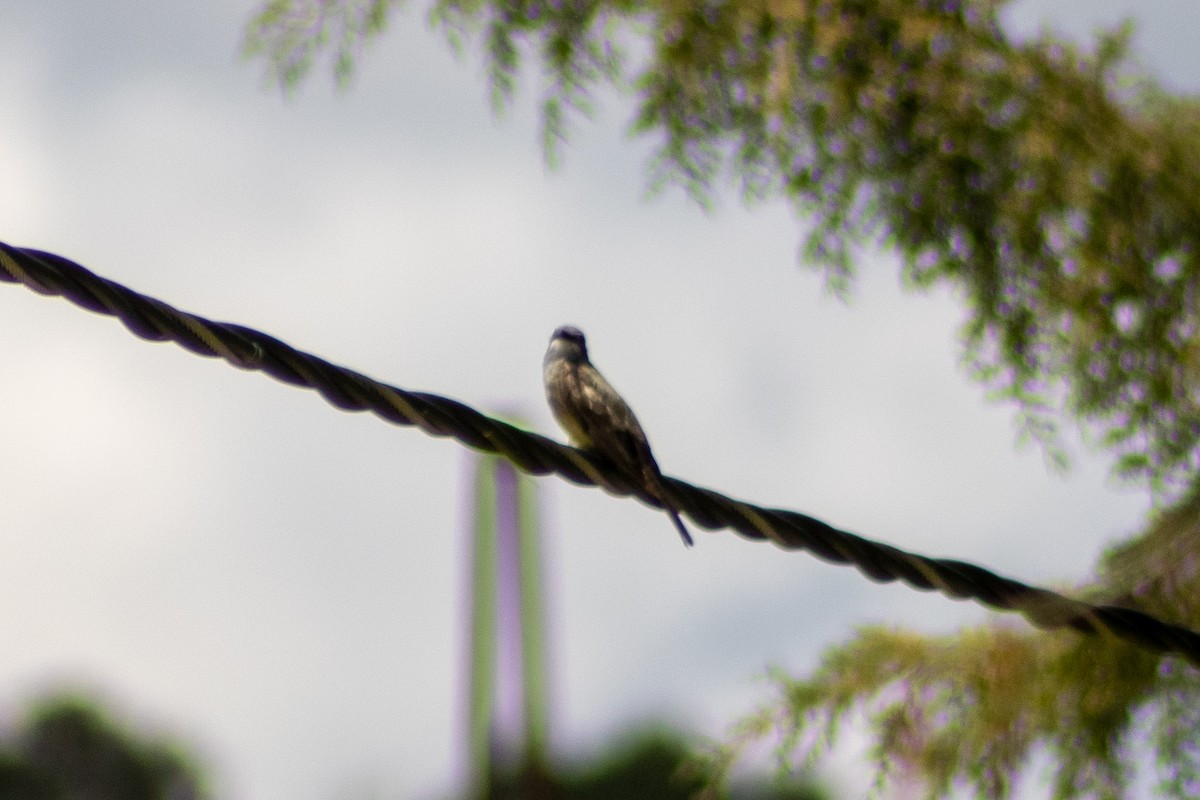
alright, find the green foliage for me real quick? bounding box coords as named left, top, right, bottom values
left=706, top=489, right=1200, bottom=800
left=429, top=0, right=630, bottom=164
left=462, top=726, right=826, bottom=799
left=0, top=694, right=207, bottom=800
left=242, top=0, right=396, bottom=90
left=706, top=625, right=1162, bottom=800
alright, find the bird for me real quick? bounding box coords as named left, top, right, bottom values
left=542, top=325, right=694, bottom=547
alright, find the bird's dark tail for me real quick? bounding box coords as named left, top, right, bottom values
left=642, top=463, right=693, bottom=547
left=668, top=508, right=694, bottom=547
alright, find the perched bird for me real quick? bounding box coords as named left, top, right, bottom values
left=543, top=325, right=694, bottom=547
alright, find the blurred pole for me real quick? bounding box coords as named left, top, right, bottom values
left=503, top=459, right=551, bottom=766
left=465, top=452, right=498, bottom=796
left=462, top=418, right=555, bottom=799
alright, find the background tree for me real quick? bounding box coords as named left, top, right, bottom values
left=0, top=695, right=207, bottom=800
left=241, top=0, right=1200, bottom=797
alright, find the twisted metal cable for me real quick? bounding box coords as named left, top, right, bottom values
left=3, top=240, right=1197, bottom=663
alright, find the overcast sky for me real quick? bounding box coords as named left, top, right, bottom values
left=2, top=1, right=1197, bottom=798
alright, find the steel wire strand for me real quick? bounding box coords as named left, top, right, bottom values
left=2, top=241, right=1199, bottom=664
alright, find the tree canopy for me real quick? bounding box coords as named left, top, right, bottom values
left=245, top=0, right=1200, bottom=495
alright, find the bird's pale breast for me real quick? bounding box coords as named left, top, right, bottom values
left=544, top=359, right=596, bottom=448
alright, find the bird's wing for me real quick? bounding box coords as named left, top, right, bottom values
left=576, top=369, right=694, bottom=547
left=573, top=370, right=652, bottom=475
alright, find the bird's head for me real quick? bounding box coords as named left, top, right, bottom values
left=547, top=325, right=589, bottom=364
